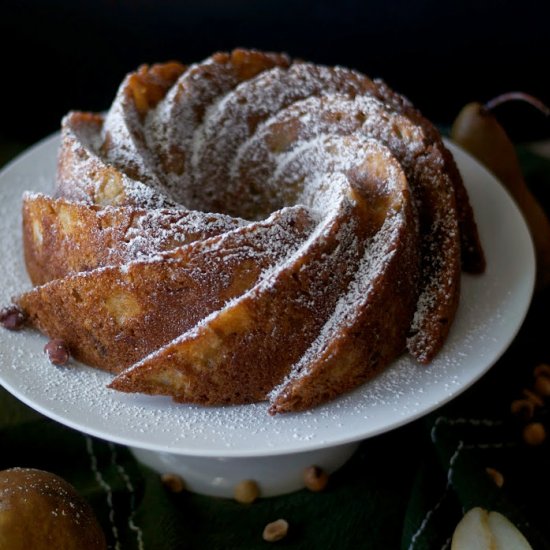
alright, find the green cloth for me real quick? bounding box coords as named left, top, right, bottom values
left=1, top=141, right=550, bottom=549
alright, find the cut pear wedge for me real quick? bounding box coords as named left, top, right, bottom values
left=451, top=507, right=532, bottom=550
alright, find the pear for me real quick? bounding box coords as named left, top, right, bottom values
left=451, top=100, right=550, bottom=289
left=0, top=467, right=106, bottom=550
left=451, top=506, right=532, bottom=550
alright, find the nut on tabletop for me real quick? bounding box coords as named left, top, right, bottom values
left=485, top=467, right=504, bottom=488
left=522, top=422, right=546, bottom=446
left=521, top=388, right=544, bottom=408
left=534, top=375, right=550, bottom=397
left=262, top=519, right=289, bottom=542
left=234, top=479, right=260, bottom=504
left=303, top=465, right=329, bottom=492
left=533, top=363, right=550, bottom=379
left=510, top=399, right=535, bottom=421
left=161, top=473, right=186, bottom=493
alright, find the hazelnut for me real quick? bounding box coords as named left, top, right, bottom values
left=485, top=467, right=504, bottom=488
left=262, top=519, right=289, bottom=542
left=533, top=363, right=550, bottom=379
left=534, top=375, right=550, bottom=397
left=44, top=339, right=70, bottom=366
left=510, top=399, right=535, bottom=420
left=234, top=479, right=260, bottom=504
left=522, top=422, right=546, bottom=446
left=0, top=305, right=27, bottom=331
left=522, top=388, right=544, bottom=407
left=303, top=465, right=329, bottom=492
left=161, top=473, right=186, bottom=493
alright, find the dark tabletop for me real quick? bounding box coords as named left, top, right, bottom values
left=1, top=2, right=550, bottom=548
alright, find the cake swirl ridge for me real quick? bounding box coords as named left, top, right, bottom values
left=11, top=48, right=485, bottom=413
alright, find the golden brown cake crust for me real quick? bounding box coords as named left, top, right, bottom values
left=110, top=139, right=420, bottom=407
left=13, top=49, right=485, bottom=412
left=18, top=207, right=314, bottom=373
left=22, top=193, right=246, bottom=285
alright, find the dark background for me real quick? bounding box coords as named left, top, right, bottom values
left=1, top=0, right=549, bottom=147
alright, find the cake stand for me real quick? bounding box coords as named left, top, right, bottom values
left=0, top=137, right=535, bottom=497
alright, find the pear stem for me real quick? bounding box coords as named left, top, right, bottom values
left=485, top=92, right=550, bottom=116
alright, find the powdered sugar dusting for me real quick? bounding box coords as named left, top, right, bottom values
left=102, top=76, right=160, bottom=187
left=2, top=51, right=483, bottom=425
left=270, top=211, right=402, bottom=400
left=0, top=133, right=527, bottom=456
left=186, top=63, right=375, bottom=217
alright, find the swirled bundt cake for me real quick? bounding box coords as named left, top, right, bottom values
left=12, top=49, right=485, bottom=414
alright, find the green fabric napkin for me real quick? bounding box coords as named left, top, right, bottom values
left=1, top=143, right=550, bottom=549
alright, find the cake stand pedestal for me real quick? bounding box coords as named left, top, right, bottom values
left=130, top=442, right=359, bottom=497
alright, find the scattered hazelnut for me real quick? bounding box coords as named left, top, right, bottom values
left=262, top=519, right=289, bottom=542
left=303, top=465, right=329, bottom=492
left=522, top=422, right=546, bottom=446
left=161, top=473, right=186, bottom=493
left=0, top=305, right=27, bottom=331
left=485, top=467, right=504, bottom=488
left=533, top=363, right=550, bottom=379
left=534, top=375, right=550, bottom=397
left=510, top=399, right=535, bottom=420
left=521, top=388, right=544, bottom=407
left=234, top=479, right=260, bottom=504
left=44, top=339, right=70, bottom=366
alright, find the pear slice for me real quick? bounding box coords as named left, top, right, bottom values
left=488, top=511, right=533, bottom=550
left=451, top=507, right=532, bottom=550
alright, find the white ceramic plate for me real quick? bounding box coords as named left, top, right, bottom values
left=0, top=136, right=535, bottom=458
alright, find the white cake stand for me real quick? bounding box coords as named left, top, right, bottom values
left=0, top=136, right=535, bottom=497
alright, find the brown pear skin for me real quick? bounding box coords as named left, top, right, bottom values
left=0, top=468, right=106, bottom=550
left=452, top=102, right=550, bottom=289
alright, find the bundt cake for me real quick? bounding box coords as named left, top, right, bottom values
left=10, top=49, right=485, bottom=414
